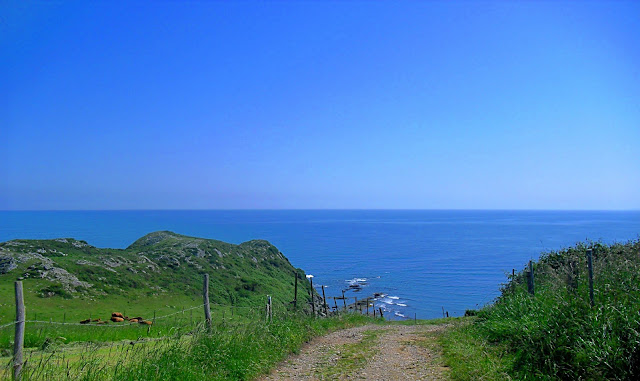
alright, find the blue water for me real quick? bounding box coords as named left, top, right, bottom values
left=1, top=210, right=638, bottom=319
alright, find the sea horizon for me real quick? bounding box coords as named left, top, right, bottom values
left=2, top=209, right=639, bottom=319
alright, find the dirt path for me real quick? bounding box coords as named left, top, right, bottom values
left=261, top=324, right=449, bottom=380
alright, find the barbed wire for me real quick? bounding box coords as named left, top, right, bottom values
left=153, top=304, right=205, bottom=320
left=0, top=320, right=17, bottom=330
left=209, top=302, right=259, bottom=310
left=0, top=299, right=330, bottom=331
left=24, top=320, right=130, bottom=328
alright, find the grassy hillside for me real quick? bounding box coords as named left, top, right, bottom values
left=0, top=231, right=316, bottom=349
left=0, top=231, right=380, bottom=380
left=441, top=239, right=640, bottom=380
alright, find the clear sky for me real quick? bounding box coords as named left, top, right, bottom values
left=1, top=1, right=638, bottom=210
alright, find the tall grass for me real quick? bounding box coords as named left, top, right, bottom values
left=3, top=312, right=376, bottom=380
left=444, top=239, right=640, bottom=380
left=0, top=304, right=269, bottom=352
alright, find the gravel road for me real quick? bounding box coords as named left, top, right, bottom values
left=261, top=323, right=449, bottom=380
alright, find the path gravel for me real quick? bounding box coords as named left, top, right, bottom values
left=261, top=324, right=449, bottom=380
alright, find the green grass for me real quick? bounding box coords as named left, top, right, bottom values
left=0, top=297, right=275, bottom=352
left=1, top=231, right=321, bottom=351
left=0, top=231, right=317, bottom=326
left=442, top=239, right=640, bottom=380
left=439, top=318, right=513, bottom=380
left=2, top=312, right=377, bottom=380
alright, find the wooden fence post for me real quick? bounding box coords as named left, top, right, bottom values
left=379, top=308, right=383, bottom=318
left=342, top=290, right=346, bottom=309
left=321, top=286, right=328, bottom=316
left=366, top=298, right=370, bottom=315
left=265, top=295, right=272, bottom=321
left=309, top=277, right=315, bottom=317
left=293, top=272, right=298, bottom=309
left=14, top=281, right=25, bottom=381
left=527, top=260, right=535, bottom=295
left=587, top=249, right=594, bottom=307
left=203, top=274, right=212, bottom=330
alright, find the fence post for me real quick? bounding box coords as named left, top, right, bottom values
left=14, top=281, right=25, bottom=381
left=321, top=286, right=328, bottom=316
left=269, top=295, right=273, bottom=321
left=293, top=272, right=298, bottom=309
left=587, top=249, right=594, bottom=307
left=342, top=290, right=346, bottom=309
left=379, top=308, right=383, bottom=319
left=203, top=274, right=212, bottom=330
left=527, top=260, right=535, bottom=295
left=265, top=296, right=270, bottom=321
left=309, top=277, right=315, bottom=317
left=366, top=298, right=370, bottom=315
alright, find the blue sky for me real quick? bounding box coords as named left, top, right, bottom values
left=1, top=1, right=638, bottom=210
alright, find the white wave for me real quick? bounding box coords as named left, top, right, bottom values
left=396, top=303, right=407, bottom=307
left=388, top=296, right=400, bottom=300
left=394, top=312, right=406, bottom=318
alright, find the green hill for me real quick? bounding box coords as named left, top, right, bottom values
left=0, top=231, right=315, bottom=325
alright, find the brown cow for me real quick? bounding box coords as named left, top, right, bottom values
left=110, top=316, right=124, bottom=322
left=139, top=320, right=152, bottom=325
left=111, top=312, right=124, bottom=318
left=80, top=319, right=90, bottom=324
left=129, top=318, right=139, bottom=323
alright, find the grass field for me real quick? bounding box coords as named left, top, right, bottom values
left=2, top=311, right=379, bottom=380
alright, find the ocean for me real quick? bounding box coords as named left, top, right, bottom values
left=1, top=210, right=638, bottom=319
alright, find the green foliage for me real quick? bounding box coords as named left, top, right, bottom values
left=463, top=239, right=640, bottom=380
left=2, top=313, right=376, bottom=380
left=0, top=231, right=318, bottom=350
left=38, top=284, right=73, bottom=299
left=439, top=318, right=513, bottom=381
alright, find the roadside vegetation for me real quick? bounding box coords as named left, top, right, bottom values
left=1, top=312, right=377, bottom=380
left=441, top=239, right=640, bottom=380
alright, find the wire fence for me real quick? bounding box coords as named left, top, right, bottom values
left=0, top=300, right=299, bottom=332
left=0, top=303, right=217, bottom=331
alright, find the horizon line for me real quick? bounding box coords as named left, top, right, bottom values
left=1, top=208, right=639, bottom=212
